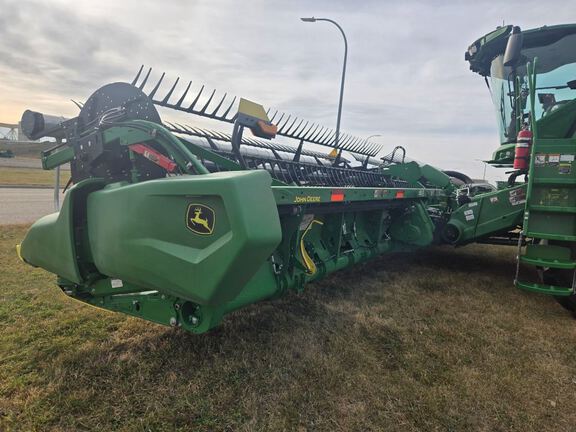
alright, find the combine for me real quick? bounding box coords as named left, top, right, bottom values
left=466, top=24, right=576, bottom=311
left=16, top=23, right=576, bottom=333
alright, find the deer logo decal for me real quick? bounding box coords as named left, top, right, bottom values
left=186, top=204, right=215, bottom=235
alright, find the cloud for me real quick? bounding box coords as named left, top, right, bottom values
left=1, top=0, right=576, bottom=181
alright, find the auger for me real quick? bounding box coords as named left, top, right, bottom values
left=16, top=22, right=576, bottom=333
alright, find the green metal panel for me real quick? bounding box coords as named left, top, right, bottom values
left=389, top=202, right=435, bottom=246
left=272, top=186, right=441, bottom=205
left=488, top=143, right=516, bottom=166
left=445, top=185, right=526, bottom=244
left=524, top=138, right=576, bottom=239
left=520, top=244, right=576, bottom=269
left=87, top=170, right=282, bottom=306
left=515, top=60, right=576, bottom=295
left=537, top=100, right=576, bottom=139
left=19, top=179, right=104, bottom=283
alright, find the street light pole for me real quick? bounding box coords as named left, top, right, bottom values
left=475, top=159, right=488, bottom=180
left=301, top=17, right=348, bottom=150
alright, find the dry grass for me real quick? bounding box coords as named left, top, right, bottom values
left=0, top=168, right=68, bottom=187
left=1, top=224, right=576, bottom=431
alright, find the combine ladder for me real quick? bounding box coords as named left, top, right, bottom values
left=515, top=137, right=576, bottom=296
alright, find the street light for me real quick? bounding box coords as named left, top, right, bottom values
left=300, top=16, right=348, bottom=152
left=366, top=134, right=383, bottom=141
left=475, top=159, right=488, bottom=180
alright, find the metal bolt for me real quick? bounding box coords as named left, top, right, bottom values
left=169, top=317, right=177, bottom=327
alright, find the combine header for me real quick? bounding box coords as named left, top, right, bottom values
left=17, top=68, right=454, bottom=333
left=16, top=22, right=576, bottom=332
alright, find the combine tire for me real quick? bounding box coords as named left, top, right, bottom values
left=539, top=240, right=576, bottom=315
left=443, top=170, right=473, bottom=187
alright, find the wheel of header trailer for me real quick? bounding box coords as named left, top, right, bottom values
left=539, top=241, right=576, bottom=316
left=442, top=170, right=473, bottom=187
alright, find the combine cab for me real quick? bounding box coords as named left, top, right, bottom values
left=466, top=24, right=576, bottom=309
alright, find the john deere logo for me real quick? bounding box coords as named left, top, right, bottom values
left=186, top=204, right=215, bottom=235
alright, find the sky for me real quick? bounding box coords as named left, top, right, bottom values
left=1, top=0, right=575, bottom=181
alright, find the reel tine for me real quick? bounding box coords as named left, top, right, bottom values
left=175, top=81, right=192, bottom=108
left=278, top=115, right=293, bottom=132
left=209, top=93, right=227, bottom=117
left=335, top=133, right=347, bottom=148
left=187, top=125, right=201, bottom=135
left=358, top=142, right=372, bottom=155
left=131, top=65, right=144, bottom=86
left=364, top=142, right=376, bottom=155
left=148, top=72, right=166, bottom=100
left=176, top=124, right=192, bottom=135
left=211, top=130, right=228, bottom=140
left=302, top=123, right=319, bottom=140
left=366, top=147, right=377, bottom=157
left=292, top=120, right=309, bottom=137
left=187, top=85, right=205, bottom=111
left=367, top=142, right=379, bottom=156
left=220, top=131, right=234, bottom=141
left=351, top=137, right=365, bottom=151
left=350, top=140, right=365, bottom=154
left=347, top=137, right=361, bottom=152
left=282, top=117, right=299, bottom=135
left=342, top=139, right=358, bottom=152
left=274, top=112, right=286, bottom=128
left=316, top=128, right=332, bottom=144
left=268, top=109, right=280, bottom=123
left=325, top=130, right=337, bottom=146
left=182, top=124, right=196, bottom=135
left=185, top=125, right=199, bottom=134
left=137, top=69, right=388, bottom=158
left=359, top=140, right=372, bottom=154
left=340, top=135, right=355, bottom=149
left=188, top=125, right=203, bottom=135
left=70, top=99, right=83, bottom=110
left=138, top=67, right=152, bottom=90
left=199, top=89, right=217, bottom=114
left=309, top=126, right=326, bottom=142
left=220, top=96, right=237, bottom=119
left=160, top=77, right=180, bottom=104
left=362, top=142, right=374, bottom=155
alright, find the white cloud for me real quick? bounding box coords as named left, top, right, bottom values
left=1, top=0, right=575, bottom=181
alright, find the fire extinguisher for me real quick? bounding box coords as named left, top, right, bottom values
left=513, top=129, right=532, bottom=170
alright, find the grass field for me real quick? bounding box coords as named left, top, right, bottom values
left=0, top=142, right=52, bottom=159
left=1, top=224, right=576, bottom=431
left=0, top=168, right=68, bottom=187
